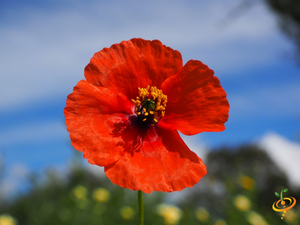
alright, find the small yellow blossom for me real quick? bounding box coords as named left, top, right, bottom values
left=195, top=207, right=209, bottom=222
left=157, top=204, right=182, bottom=225
left=234, top=195, right=251, bottom=212
left=240, top=175, right=255, bottom=190
left=120, top=206, right=134, bottom=220
left=247, top=211, right=268, bottom=225
left=285, top=209, right=298, bottom=223
left=72, top=185, right=87, bottom=200
left=215, top=219, right=227, bottom=225
left=0, top=214, right=17, bottom=225
left=93, top=188, right=109, bottom=202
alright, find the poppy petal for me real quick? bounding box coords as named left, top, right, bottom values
left=160, top=60, right=229, bottom=135
left=64, top=80, right=134, bottom=166
left=104, top=125, right=207, bottom=193
left=84, top=38, right=183, bottom=100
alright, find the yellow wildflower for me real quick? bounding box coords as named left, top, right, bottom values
left=120, top=206, right=134, bottom=220
left=72, top=185, right=87, bottom=200
left=234, top=195, right=251, bottom=212
left=157, top=204, right=182, bottom=225
left=240, top=175, right=254, bottom=190
left=0, top=214, right=17, bottom=225
left=195, top=207, right=209, bottom=222
left=247, top=211, right=268, bottom=225
left=93, top=188, right=109, bottom=202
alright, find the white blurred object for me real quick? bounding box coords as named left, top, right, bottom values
left=259, top=132, right=300, bottom=187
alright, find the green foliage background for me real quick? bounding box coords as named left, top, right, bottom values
left=0, top=145, right=299, bottom=225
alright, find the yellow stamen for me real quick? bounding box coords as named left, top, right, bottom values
left=156, top=106, right=165, bottom=111
left=131, top=99, right=141, bottom=107
left=132, top=85, right=167, bottom=125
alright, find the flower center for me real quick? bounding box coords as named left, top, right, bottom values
left=131, top=85, right=167, bottom=126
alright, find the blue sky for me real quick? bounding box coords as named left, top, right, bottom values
left=1, top=0, right=300, bottom=195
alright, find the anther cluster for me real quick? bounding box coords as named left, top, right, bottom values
left=131, top=85, right=167, bottom=126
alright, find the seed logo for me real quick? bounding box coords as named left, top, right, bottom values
left=272, top=188, right=296, bottom=219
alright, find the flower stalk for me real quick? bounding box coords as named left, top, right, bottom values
left=138, top=190, right=144, bottom=225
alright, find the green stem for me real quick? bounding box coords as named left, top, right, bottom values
left=280, top=188, right=284, bottom=202
left=138, top=190, right=144, bottom=225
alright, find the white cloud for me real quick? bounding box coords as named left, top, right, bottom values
left=259, top=132, right=300, bottom=187
left=0, top=0, right=290, bottom=111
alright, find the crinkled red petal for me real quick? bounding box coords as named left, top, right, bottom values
left=84, top=38, right=183, bottom=100
left=64, top=80, right=134, bottom=166
left=160, top=60, right=229, bottom=135
left=105, top=125, right=207, bottom=193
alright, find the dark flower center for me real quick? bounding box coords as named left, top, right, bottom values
left=132, top=85, right=167, bottom=126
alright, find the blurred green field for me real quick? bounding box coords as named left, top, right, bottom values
left=1, top=145, right=299, bottom=225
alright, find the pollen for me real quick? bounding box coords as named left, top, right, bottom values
left=132, top=85, right=167, bottom=125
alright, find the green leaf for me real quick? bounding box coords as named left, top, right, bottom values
left=275, top=192, right=280, bottom=197
left=284, top=188, right=288, bottom=192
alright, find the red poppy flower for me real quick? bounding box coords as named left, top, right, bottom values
left=64, top=38, right=229, bottom=194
